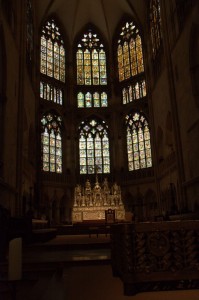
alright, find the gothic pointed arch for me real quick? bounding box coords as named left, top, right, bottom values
left=125, top=111, right=152, bottom=171
left=75, top=23, right=109, bottom=108
left=115, top=16, right=147, bottom=105
left=40, top=16, right=66, bottom=105
left=41, top=111, right=63, bottom=173
left=78, top=116, right=110, bottom=174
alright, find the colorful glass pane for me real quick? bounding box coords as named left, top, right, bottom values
left=40, top=19, right=65, bottom=82
left=79, top=118, right=110, bottom=174
left=76, top=28, right=107, bottom=86
left=126, top=112, right=152, bottom=171
left=41, top=113, right=62, bottom=173
left=118, top=21, right=144, bottom=81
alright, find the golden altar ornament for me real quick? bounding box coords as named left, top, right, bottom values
left=72, top=177, right=125, bottom=222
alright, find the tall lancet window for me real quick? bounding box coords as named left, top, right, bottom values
left=76, top=28, right=108, bottom=108
left=40, top=18, right=65, bottom=105
left=126, top=112, right=152, bottom=171
left=149, top=0, right=162, bottom=59
left=41, top=112, right=62, bottom=173
left=79, top=118, right=110, bottom=174
left=117, top=21, right=146, bottom=104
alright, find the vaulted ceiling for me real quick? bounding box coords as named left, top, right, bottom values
left=34, top=0, right=147, bottom=46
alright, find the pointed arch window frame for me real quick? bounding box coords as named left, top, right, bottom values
left=117, top=20, right=145, bottom=82
left=40, top=18, right=66, bottom=106
left=40, top=18, right=66, bottom=83
left=78, top=117, right=110, bottom=174
left=125, top=112, right=152, bottom=171
left=76, top=26, right=109, bottom=108
left=41, top=112, right=63, bottom=173
left=116, top=19, right=147, bottom=105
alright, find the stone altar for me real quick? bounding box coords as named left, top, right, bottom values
left=72, top=177, right=125, bottom=222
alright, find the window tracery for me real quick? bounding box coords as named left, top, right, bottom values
left=41, top=112, right=62, bottom=173
left=40, top=19, right=65, bottom=82
left=79, top=118, right=110, bottom=174
left=117, top=20, right=147, bottom=104
left=76, top=28, right=108, bottom=108
left=126, top=112, right=152, bottom=171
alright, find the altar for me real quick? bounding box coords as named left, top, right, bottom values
left=72, top=177, right=125, bottom=223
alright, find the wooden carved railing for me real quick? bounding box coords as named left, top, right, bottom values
left=110, top=221, right=199, bottom=295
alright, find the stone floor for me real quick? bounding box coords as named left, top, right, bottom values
left=1, top=234, right=199, bottom=300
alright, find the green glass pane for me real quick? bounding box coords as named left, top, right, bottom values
left=80, top=150, right=86, bottom=157
left=103, top=157, right=110, bottom=164
left=87, top=141, right=93, bottom=149
left=146, top=149, right=151, bottom=158
left=80, top=158, right=86, bottom=165
left=140, top=159, right=146, bottom=168
left=140, top=150, right=145, bottom=159
left=56, top=140, right=61, bottom=147
left=147, top=158, right=152, bottom=167
left=43, top=162, right=49, bottom=172
left=80, top=166, right=87, bottom=174
left=43, top=146, right=48, bottom=153
left=134, top=161, right=140, bottom=169
left=87, top=150, right=94, bottom=157
left=50, top=138, right=55, bottom=146
left=139, top=142, right=144, bottom=150
left=43, top=154, right=49, bottom=162
left=128, top=162, right=134, bottom=171
left=145, top=140, right=151, bottom=149
left=56, top=149, right=62, bottom=156
left=50, top=164, right=55, bottom=172
left=95, top=150, right=101, bottom=157
left=50, top=147, right=55, bottom=154
left=138, top=133, right=144, bottom=142
left=134, top=152, right=139, bottom=160
left=88, top=158, right=94, bottom=165
left=95, top=142, right=101, bottom=149
left=43, top=136, right=49, bottom=145
left=85, top=93, right=92, bottom=107
left=104, top=165, right=110, bottom=173
left=133, top=135, right=138, bottom=143
left=128, top=153, right=133, bottom=161
left=56, top=164, right=62, bottom=173
left=79, top=142, right=86, bottom=149
left=50, top=155, right=55, bottom=163
left=95, top=158, right=102, bottom=165
left=103, top=149, right=109, bottom=156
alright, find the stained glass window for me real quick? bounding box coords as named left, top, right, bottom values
left=41, top=113, right=62, bottom=173
left=77, top=91, right=108, bottom=108
left=40, top=19, right=65, bottom=82
left=40, top=81, right=63, bottom=105
left=122, top=80, right=146, bottom=104
left=117, top=21, right=144, bottom=82
left=79, top=119, right=110, bottom=174
left=126, top=112, right=152, bottom=171
left=76, top=28, right=108, bottom=108
left=149, top=0, right=162, bottom=59
left=76, top=29, right=107, bottom=86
